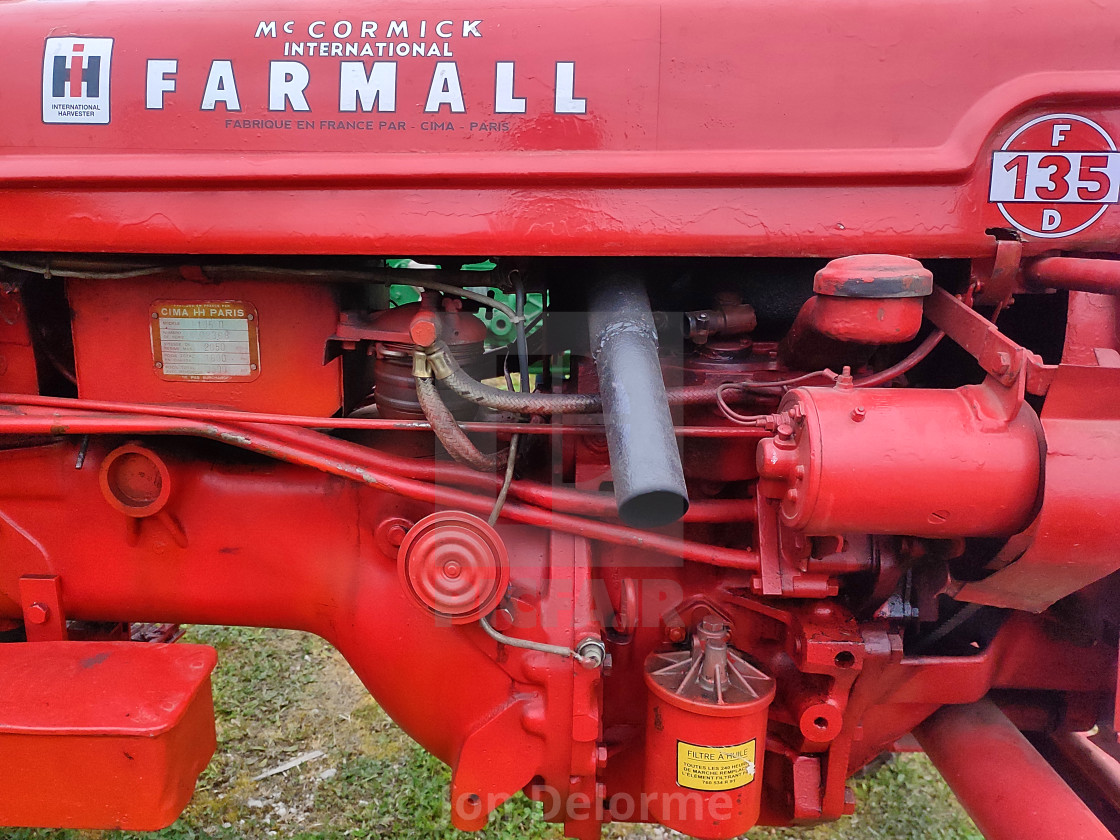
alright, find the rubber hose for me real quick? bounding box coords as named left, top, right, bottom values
left=429, top=342, right=602, bottom=414
left=416, top=374, right=508, bottom=472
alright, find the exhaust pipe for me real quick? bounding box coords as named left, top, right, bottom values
left=588, top=274, right=689, bottom=528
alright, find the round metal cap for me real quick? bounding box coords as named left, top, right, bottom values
left=397, top=511, right=509, bottom=624
left=813, top=254, right=933, bottom=298
left=99, top=443, right=171, bottom=518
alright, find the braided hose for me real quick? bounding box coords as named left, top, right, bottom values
left=415, top=366, right=508, bottom=472
left=428, top=342, right=602, bottom=414
left=426, top=341, right=778, bottom=415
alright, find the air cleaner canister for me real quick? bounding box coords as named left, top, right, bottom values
left=644, top=617, right=776, bottom=839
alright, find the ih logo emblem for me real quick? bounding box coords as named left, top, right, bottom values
left=42, top=37, right=113, bottom=124
left=990, top=113, right=1120, bottom=238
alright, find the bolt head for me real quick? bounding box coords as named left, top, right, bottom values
left=386, top=523, right=408, bottom=547
left=26, top=603, right=49, bottom=625
left=409, top=316, right=439, bottom=347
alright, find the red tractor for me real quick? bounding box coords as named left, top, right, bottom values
left=1, top=1, right=1119, bottom=838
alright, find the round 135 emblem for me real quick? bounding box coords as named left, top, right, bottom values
left=989, top=113, right=1120, bottom=238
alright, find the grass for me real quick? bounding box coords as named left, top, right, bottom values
left=9, top=627, right=980, bottom=840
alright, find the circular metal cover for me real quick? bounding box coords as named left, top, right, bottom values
left=813, top=254, right=933, bottom=298
left=397, top=511, right=509, bottom=624
left=99, top=443, right=171, bottom=518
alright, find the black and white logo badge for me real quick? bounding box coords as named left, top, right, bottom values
left=42, top=37, right=113, bottom=124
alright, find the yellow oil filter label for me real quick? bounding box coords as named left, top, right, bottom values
left=676, top=740, right=756, bottom=791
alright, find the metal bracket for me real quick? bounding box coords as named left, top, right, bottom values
left=924, top=286, right=1056, bottom=396
left=18, top=574, right=67, bottom=642
left=971, top=237, right=1023, bottom=307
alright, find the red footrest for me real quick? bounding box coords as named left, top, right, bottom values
left=0, top=640, right=217, bottom=829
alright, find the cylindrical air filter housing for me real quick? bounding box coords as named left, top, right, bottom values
left=370, top=299, right=487, bottom=419
left=644, top=618, right=775, bottom=838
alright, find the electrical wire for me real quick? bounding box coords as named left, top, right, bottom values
left=488, top=271, right=533, bottom=523
left=714, top=370, right=839, bottom=425
left=34, top=333, right=78, bottom=386
left=478, top=614, right=590, bottom=663
left=711, top=329, right=946, bottom=424
left=853, top=329, right=946, bottom=388
left=488, top=434, right=520, bottom=526
left=0, top=258, right=167, bottom=280
left=386, top=277, right=520, bottom=322
left=484, top=310, right=544, bottom=355
left=511, top=270, right=531, bottom=392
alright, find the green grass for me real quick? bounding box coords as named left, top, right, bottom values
left=9, top=628, right=980, bottom=840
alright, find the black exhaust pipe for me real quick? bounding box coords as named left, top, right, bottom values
left=588, top=274, right=689, bottom=528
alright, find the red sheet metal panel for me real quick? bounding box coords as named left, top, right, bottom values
left=0, top=641, right=217, bottom=829
left=67, top=275, right=342, bottom=414
left=2, top=0, right=1120, bottom=255
left=956, top=364, right=1120, bottom=612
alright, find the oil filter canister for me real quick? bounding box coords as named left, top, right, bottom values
left=643, top=617, right=776, bottom=839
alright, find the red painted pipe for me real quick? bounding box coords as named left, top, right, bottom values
left=913, top=700, right=1114, bottom=840
left=258, top=422, right=755, bottom=523
left=1046, top=731, right=1120, bottom=818
left=0, top=399, right=754, bottom=523
left=0, top=408, right=761, bottom=569
left=0, top=393, right=768, bottom=438
left=1028, top=257, right=1120, bottom=295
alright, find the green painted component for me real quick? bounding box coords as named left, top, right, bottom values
left=388, top=285, right=421, bottom=307
left=384, top=258, right=493, bottom=271
left=472, top=290, right=544, bottom=341
left=548, top=350, right=572, bottom=381
left=385, top=274, right=542, bottom=346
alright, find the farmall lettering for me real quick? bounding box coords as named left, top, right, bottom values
left=143, top=19, right=588, bottom=117
left=989, top=113, right=1120, bottom=238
